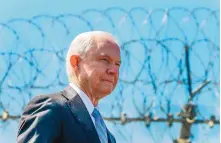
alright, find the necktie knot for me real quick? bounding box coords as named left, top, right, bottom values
left=92, top=108, right=102, bottom=120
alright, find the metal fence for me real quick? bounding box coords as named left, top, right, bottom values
left=0, top=7, right=220, bottom=143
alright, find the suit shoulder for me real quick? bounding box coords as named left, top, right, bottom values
left=22, top=91, right=66, bottom=116
left=17, top=92, right=66, bottom=142
left=30, top=91, right=66, bottom=105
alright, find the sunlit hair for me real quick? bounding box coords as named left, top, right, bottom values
left=66, top=31, right=119, bottom=83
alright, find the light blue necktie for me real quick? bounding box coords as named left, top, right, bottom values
left=92, top=108, right=108, bottom=143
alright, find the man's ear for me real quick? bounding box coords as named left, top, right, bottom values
left=70, top=55, right=80, bottom=68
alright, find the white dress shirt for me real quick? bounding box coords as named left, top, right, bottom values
left=69, top=83, right=96, bottom=125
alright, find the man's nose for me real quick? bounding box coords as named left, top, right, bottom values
left=107, top=65, right=119, bottom=75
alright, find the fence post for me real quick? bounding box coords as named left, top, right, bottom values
left=174, top=104, right=196, bottom=143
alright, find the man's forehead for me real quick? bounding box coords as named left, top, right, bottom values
left=97, top=38, right=119, bottom=47
left=86, top=34, right=120, bottom=57
left=98, top=42, right=120, bottom=51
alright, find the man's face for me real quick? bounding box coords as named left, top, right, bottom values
left=78, top=38, right=121, bottom=99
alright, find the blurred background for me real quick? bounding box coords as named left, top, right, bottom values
left=0, top=0, right=220, bottom=142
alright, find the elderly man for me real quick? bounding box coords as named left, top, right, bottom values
left=17, top=31, right=121, bottom=143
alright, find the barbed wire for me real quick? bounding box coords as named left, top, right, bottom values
left=0, top=7, right=219, bottom=143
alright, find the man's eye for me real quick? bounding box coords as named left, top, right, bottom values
left=116, top=63, right=121, bottom=67
left=101, top=58, right=109, bottom=63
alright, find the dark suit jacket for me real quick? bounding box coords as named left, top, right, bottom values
left=17, top=86, right=116, bottom=143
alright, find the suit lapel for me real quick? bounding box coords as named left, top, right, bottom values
left=107, top=129, right=116, bottom=143
left=62, top=86, right=100, bottom=143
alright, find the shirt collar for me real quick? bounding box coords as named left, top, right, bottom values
left=69, top=83, right=95, bottom=115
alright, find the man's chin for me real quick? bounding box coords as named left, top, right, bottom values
left=99, top=88, right=113, bottom=97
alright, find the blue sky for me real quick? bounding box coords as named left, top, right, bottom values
left=0, top=0, right=220, bottom=143
left=0, top=0, right=219, bottom=22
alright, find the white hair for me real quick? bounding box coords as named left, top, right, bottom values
left=66, top=31, right=119, bottom=83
